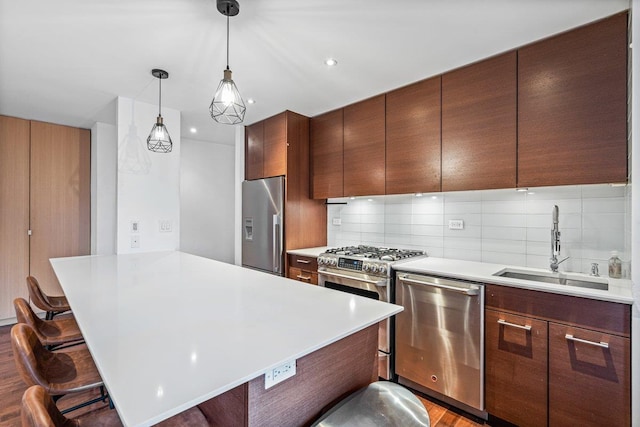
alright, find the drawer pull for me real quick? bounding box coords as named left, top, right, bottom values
left=296, top=259, right=311, bottom=264
left=565, top=334, right=609, bottom=349
left=497, top=319, right=532, bottom=331
left=296, top=275, right=312, bottom=281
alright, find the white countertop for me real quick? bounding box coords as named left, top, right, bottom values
left=287, top=246, right=330, bottom=257
left=50, top=251, right=401, bottom=427
left=395, top=257, right=633, bottom=304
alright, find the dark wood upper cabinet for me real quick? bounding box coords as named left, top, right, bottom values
left=386, top=77, right=441, bottom=195
left=245, top=121, right=264, bottom=180
left=518, top=12, right=628, bottom=187
left=263, top=112, right=287, bottom=178
left=310, top=109, right=344, bottom=199
left=442, top=51, right=517, bottom=192
left=343, top=95, right=386, bottom=196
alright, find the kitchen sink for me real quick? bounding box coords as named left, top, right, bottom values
left=493, top=268, right=608, bottom=291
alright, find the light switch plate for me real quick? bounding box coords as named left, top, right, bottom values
left=159, top=220, right=172, bottom=233
left=448, top=219, right=464, bottom=230
left=332, top=218, right=342, bottom=226
left=131, top=220, right=140, bottom=233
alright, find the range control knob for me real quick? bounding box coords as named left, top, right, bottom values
left=378, top=264, right=387, bottom=274
left=330, top=258, right=337, bottom=266
left=369, top=264, right=378, bottom=273
left=317, top=257, right=324, bottom=265
left=363, top=263, right=371, bottom=272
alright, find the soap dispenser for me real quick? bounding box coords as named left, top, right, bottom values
left=608, top=251, right=622, bottom=279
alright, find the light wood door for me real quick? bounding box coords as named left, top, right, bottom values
left=549, top=322, right=630, bottom=426
left=386, top=77, right=441, bottom=195
left=485, top=309, right=548, bottom=427
left=518, top=12, right=628, bottom=187
left=263, top=112, right=287, bottom=178
left=29, top=121, right=90, bottom=296
left=245, top=121, right=264, bottom=180
left=310, top=109, right=344, bottom=199
left=343, top=95, right=385, bottom=196
left=442, top=52, right=517, bottom=191
left=0, top=116, right=30, bottom=320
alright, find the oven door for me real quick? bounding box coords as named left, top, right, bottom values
left=318, top=269, right=390, bottom=354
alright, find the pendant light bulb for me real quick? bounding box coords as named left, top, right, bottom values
left=210, top=0, right=246, bottom=125
left=147, top=69, right=172, bottom=153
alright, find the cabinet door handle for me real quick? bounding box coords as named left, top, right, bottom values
left=296, top=259, right=310, bottom=264
left=296, top=275, right=311, bottom=281
left=565, top=334, right=609, bottom=349
left=497, top=319, right=532, bottom=331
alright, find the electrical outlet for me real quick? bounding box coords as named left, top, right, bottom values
left=264, top=359, right=296, bottom=389
left=159, top=220, right=172, bottom=233
left=332, top=217, right=342, bottom=226
left=131, top=235, right=140, bottom=248
left=448, top=219, right=464, bottom=230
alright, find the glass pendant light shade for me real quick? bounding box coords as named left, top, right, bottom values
left=147, top=115, right=173, bottom=153
left=147, top=68, right=172, bottom=153
left=210, top=0, right=246, bottom=125
left=210, top=69, right=246, bottom=124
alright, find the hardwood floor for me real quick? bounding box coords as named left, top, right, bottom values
left=0, top=322, right=486, bottom=426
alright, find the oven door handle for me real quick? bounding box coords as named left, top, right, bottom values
left=319, top=271, right=388, bottom=287
left=399, top=275, right=480, bottom=296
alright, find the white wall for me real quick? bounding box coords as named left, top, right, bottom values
left=90, top=121, right=117, bottom=255
left=180, top=138, right=235, bottom=263
left=234, top=126, right=245, bottom=266
left=116, top=96, right=180, bottom=254
left=328, top=184, right=629, bottom=276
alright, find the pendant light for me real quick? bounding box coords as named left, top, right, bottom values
left=147, top=69, right=173, bottom=153
left=209, top=0, right=246, bottom=125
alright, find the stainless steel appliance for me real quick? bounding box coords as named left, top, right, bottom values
left=395, top=273, right=485, bottom=417
left=317, top=246, right=426, bottom=379
left=241, top=176, right=284, bottom=276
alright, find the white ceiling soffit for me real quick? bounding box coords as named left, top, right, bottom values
left=0, top=0, right=629, bottom=145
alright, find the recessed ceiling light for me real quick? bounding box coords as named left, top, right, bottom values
left=324, top=58, right=338, bottom=66
left=189, top=127, right=197, bottom=133
left=247, top=98, right=256, bottom=104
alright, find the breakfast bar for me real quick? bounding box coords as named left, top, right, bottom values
left=50, top=251, right=402, bottom=426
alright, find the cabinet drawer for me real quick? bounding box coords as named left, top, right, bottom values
left=288, top=254, right=318, bottom=271
left=485, top=309, right=547, bottom=427
left=485, top=284, right=630, bottom=337
left=288, top=267, right=318, bottom=285
left=549, top=322, right=630, bottom=426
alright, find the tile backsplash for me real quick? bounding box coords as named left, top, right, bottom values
left=327, top=184, right=631, bottom=277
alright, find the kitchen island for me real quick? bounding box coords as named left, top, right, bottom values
left=50, top=251, right=401, bottom=426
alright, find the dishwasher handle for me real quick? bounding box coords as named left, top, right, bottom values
left=398, top=275, right=480, bottom=296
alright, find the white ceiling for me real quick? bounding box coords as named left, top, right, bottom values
left=0, top=0, right=629, bottom=145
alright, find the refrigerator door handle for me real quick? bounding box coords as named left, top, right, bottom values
left=273, top=214, right=281, bottom=273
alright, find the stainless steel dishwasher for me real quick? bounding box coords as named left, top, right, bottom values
left=394, top=272, right=485, bottom=417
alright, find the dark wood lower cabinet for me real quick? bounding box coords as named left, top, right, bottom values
left=548, top=323, right=630, bottom=427
left=485, top=309, right=547, bottom=427
left=485, top=284, right=631, bottom=427
left=287, top=254, right=319, bottom=285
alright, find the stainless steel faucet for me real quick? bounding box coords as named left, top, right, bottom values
left=550, top=205, right=569, bottom=272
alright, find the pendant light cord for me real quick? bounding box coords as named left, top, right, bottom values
left=158, top=76, right=162, bottom=117
left=226, top=12, right=230, bottom=70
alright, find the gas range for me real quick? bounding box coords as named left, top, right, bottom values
left=317, top=245, right=427, bottom=278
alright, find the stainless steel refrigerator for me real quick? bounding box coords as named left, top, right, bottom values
left=242, top=176, right=284, bottom=276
